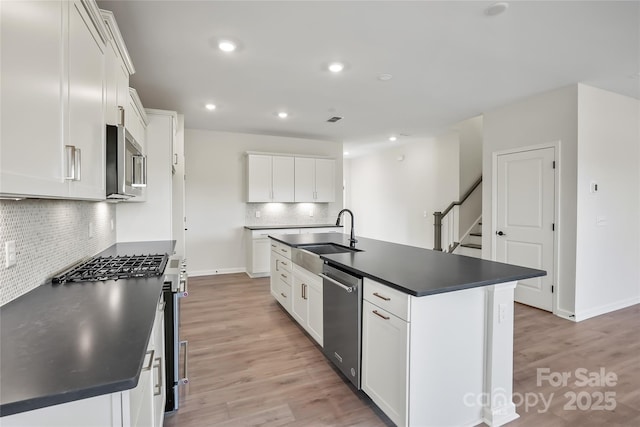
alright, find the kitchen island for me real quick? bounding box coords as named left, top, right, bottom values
left=0, top=241, right=175, bottom=425
left=269, top=233, right=545, bottom=427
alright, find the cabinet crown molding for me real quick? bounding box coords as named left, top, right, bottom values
left=100, top=9, right=136, bottom=75
left=129, top=88, right=149, bottom=125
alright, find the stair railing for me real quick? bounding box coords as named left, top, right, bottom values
left=433, top=176, right=482, bottom=251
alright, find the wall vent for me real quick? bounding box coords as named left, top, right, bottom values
left=326, top=116, right=343, bottom=123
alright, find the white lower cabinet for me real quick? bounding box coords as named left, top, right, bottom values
left=3, top=297, right=166, bottom=427
left=291, top=265, right=323, bottom=346
left=361, top=300, right=409, bottom=427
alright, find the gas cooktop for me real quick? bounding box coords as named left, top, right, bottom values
left=52, top=254, right=169, bottom=284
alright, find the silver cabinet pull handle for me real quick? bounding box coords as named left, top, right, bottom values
left=144, top=349, right=155, bottom=371
left=153, top=357, right=162, bottom=396
left=73, top=148, right=81, bottom=181
left=271, top=244, right=277, bottom=248
left=179, top=340, right=189, bottom=385
left=118, top=105, right=125, bottom=126
left=320, top=274, right=354, bottom=293
left=301, top=283, right=306, bottom=300
left=373, top=310, right=390, bottom=320
left=174, top=153, right=178, bottom=165
left=275, top=259, right=279, bottom=271
left=281, top=273, right=287, bottom=279
left=281, top=261, right=288, bottom=266
left=64, top=145, right=81, bottom=181
left=373, top=292, right=390, bottom=301
left=280, top=292, right=287, bottom=298
left=280, top=248, right=287, bottom=253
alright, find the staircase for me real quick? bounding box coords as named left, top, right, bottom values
left=453, top=219, right=483, bottom=258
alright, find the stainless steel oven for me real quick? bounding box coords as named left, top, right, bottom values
left=320, top=263, right=363, bottom=389
left=162, top=256, right=189, bottom=413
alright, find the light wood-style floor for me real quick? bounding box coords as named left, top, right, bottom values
left=164, top=274, right=639, bottom=427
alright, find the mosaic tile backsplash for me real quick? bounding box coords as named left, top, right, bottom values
left=0, top=200, right=116, bottom=306
left=245, top=203, right=332, bottom=226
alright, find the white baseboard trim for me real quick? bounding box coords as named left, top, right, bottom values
left=554, top=308, right=577, bottom=322
left=246, top=272, right=270, bottom=279
left=573, top=296, right=640, bottom=322
left=189, top=267, right=246, bottom=277
left=483, top=402, right=519, bottom=427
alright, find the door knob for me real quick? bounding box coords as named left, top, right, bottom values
left=496, top=231, right=506, bottom=236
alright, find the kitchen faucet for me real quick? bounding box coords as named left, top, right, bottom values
left=335, top=209, right=358, bottom=248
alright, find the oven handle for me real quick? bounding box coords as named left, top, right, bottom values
left=320, top=273, right=354, bottom=293
left=179, top=340, right=189, bottom=385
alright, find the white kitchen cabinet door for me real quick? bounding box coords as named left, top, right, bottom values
left=247, top=154, right=273, bottom=202
left=270, top=248, right=280, bottom=298
left=0, top=0, right=67, bottom=199
left=291, top=274, right=308, bottom=326
left=314, top=158, right=335, bottom=202
left=67, top=0, right=106, bottom=200
left=127, top=88, right=147, bottom=150
left=251, top=238, right=271, bottom=276
left=151, top=299, right=166, bottom=427
left=102, top=9, right=132, bottom=128
left=272, top=156, right=295, bottom=202
left=306, top=274, right=323, bottom=346
left=361, top=301, right=409, bottom=427
left=294, top=157, right=315, bottom=202
left=294, top=157, right=335, bottom=202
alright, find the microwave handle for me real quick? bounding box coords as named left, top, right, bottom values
left=132, top=155, right=147, bottom=187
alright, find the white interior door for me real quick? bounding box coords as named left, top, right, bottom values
left=495, top=147, right=555, bottom=311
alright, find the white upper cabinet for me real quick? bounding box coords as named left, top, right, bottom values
left=101, top=9, right=134, bottom=128
left=246, top=154, right=295, bottom=202
left=0, top=0, right=108, bottom=200
left=294, top=157, right=335, bottom=202
left=127, top=88, right=148, bottom=150
left=1, top=0, right=67, bottom=198
left=272, top=156, right=295, bottom=201
left=67, top=0, right=107, bottom=200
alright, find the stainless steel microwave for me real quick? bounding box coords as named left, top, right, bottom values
left=106, top=125, right=146, bottom=200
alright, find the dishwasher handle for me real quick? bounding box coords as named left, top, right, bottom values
left=320, top=273, right=355, bottom=293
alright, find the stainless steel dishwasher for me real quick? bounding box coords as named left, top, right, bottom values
left=320, top=263, right=363, bottom=389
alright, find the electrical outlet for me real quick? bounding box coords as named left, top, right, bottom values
left=255, top=211, right=261, bottom=218
left=5, top=241, right=16, bottom=268
left=110, top=219, right=114, bottom=231
left=89, top=222, right=95, bottom=238
left=309, top=208, right=314, bottom=217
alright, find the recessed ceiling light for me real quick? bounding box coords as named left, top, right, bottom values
left=277, top=112, right=288, bottom=119
left=378, top=73, right=393, bottom=81
left=205, top=103, right=216, bottom=111
left=389, top=136, right=397, bottom=142
left=485, top=2, right=509, bottom=16
left=218, top=40, right=237, bottom=52
left=328, top=62, right=345, bottom=73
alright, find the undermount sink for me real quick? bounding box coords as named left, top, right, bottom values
left=299, top=243, right=361, bottom=255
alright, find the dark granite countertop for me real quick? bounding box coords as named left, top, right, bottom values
left=0, top=240, right=175, bottom=417
left=244, top=224, right=342, bottom=230
left=268, top=233, right=545, bottom=297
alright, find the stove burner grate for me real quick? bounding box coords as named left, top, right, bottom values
left=52, top=253, right=169, bottom=284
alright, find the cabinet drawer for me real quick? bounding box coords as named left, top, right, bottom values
left=272, top=252, right=292, bottom=273
left=271, top=241, right=292, bottom=259
left=253, top=228, right=300, bottom=239
left=363, top=278, right=410, bottom=321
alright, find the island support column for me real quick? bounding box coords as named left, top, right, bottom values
left=484, top=281, right=519, bottom=426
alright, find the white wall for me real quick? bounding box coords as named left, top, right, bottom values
left=184, top=129, right=343, bottom=276
left=346, top=133, right=459, bottom=249
left=574, top=85, right=640, bottom=319
left=457, top=115, right=484, bottom=197
left=483, top=85, right=579, bottom=316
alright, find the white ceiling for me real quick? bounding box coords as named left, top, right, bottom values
left=99, top=1, right=640, bottom=156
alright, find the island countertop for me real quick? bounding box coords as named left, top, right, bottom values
left=0, top=240, right=175, bottom=417
left=268, top=233, right=546, bottom=297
